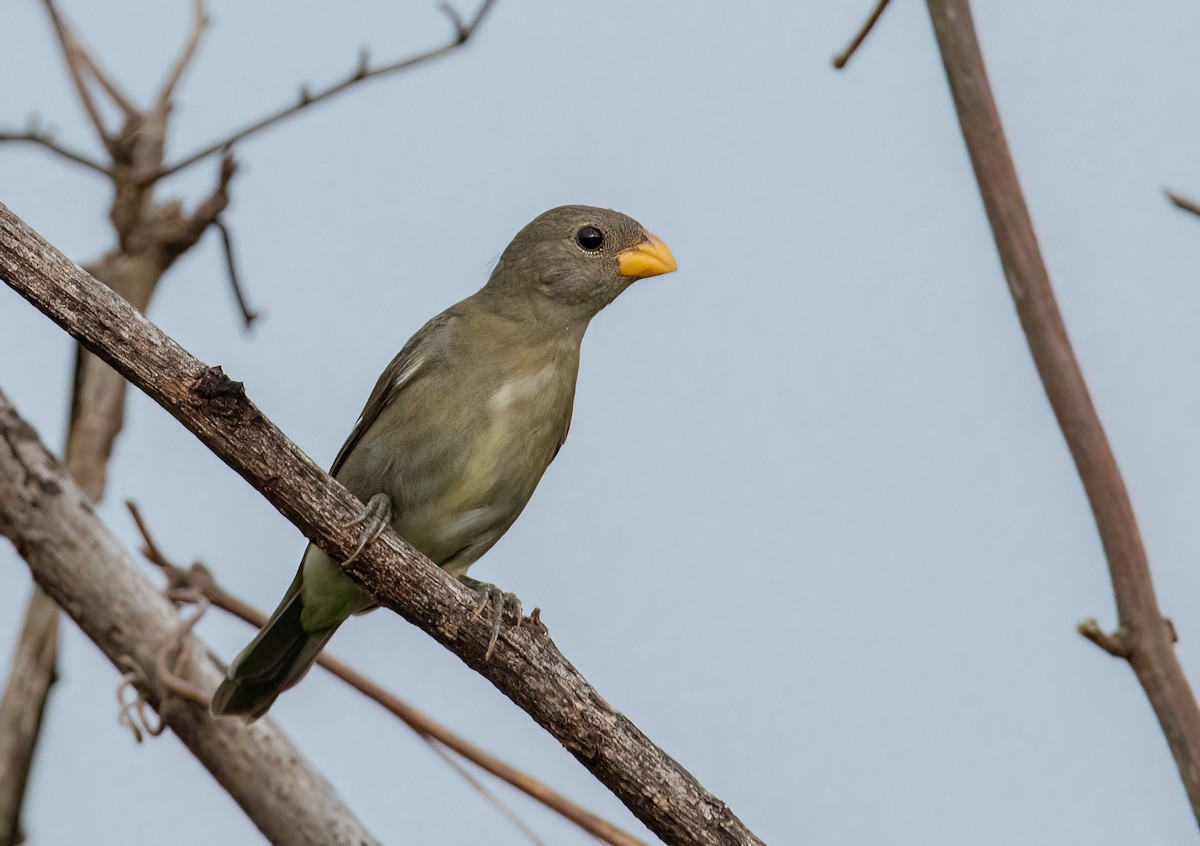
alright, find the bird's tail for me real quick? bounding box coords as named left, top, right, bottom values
left=211, top=571, right=337, bottom=722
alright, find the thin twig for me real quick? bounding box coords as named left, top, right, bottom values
left=74, top=39, right=138, bottom=116
left=212, top=216, right=259, bottom=329
left=925, top=0, right=1200, bottom=824
left=420, top=736, right=546, bottom=846
left=40, top=0, right=114, bottom=149
left=1165, top=189, right=1200, bottom=220
left=153, top=0, right=497, bottom=182
left=155, top=589, right=211, bottom=706
left=1077, top=619, right=1130, bottom=659
left=832, top=0, right=893, bottom=69
left=125, top=501, right=648, bottom=846
left=158, top=0, right=211, bottom=108
left=0, top=127, right=110, bottom=175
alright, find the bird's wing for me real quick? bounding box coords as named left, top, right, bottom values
left=329, top=310, right=455, bottom=476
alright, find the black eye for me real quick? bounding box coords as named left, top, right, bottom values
left=576, top=226, right=604, bottom=251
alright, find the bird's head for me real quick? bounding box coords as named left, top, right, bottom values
left=484, top=205, right=677, bottom=328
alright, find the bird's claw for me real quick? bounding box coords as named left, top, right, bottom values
left=460, top=577, right=522, bottom=660
left=343, top=492, right=392, bottom=565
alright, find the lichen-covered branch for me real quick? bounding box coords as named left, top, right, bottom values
left=0, top=202, right=762, bottom=846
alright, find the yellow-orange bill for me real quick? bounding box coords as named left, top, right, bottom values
left=617, top=233, right=678, bottom=279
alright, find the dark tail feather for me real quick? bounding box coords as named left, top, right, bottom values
left=211, top=573, right=337, bottom=722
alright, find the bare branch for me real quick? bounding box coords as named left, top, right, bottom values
left=39, top=0, right=115, bottom=149
left=422, top=737, right=546, bottom=846
left=1077, top=619, right=1130, bottom=659
left=211, top=216, right=259, bottom=329
left=1165, top=189, right=1200, bottom=219
left=126, top=501, right=649, bottom=846
left=74, top=40, right=138, bottom=117
left=0, top=589, right=58, bottom=846
left=0, top=202, right=762, bottom=846
left=0, top=392, right=378, bottom=845
left=832, top=0, right=893, bottom=69
left=183, top=151, right=238, bottom=244
left=154, top=0, right=497, bottom=182
left=158, top=0, right=212, bottom=108
left=0, top=124, right=110, bottom=175
left=925, top=0, right=1200, bottom=823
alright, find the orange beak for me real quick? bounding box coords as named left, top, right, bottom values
left=617, top=233, right=678, bottom=279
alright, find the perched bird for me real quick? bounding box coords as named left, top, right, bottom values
left=212, top=205, right=677, bottom=720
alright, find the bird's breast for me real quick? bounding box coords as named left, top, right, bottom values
left=458, top=361, right=570, bottom=500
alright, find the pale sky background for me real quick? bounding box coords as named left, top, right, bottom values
left=2, top=1, right=1199, bottom=844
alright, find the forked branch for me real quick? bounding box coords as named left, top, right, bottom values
left=154, top=0, right=497, bottom=181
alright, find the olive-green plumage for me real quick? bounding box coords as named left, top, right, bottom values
left=212, top=205, right=677, bottom=720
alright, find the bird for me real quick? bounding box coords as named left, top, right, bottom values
left=211, top=205, right=677, bottom=720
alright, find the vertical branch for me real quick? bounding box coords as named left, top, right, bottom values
left=157, top=0, right=211, bottom=108
left=925, top=0, right=1200, bottom=822
left=0, top=592, right=58, bottom=846
left=0, top=253, right=164, bottom=844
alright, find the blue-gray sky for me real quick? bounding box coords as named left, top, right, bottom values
left=2, top=1, right=1199, bottom=843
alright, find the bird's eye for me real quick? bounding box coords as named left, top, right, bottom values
left=575, top=226, right=604, bottom=251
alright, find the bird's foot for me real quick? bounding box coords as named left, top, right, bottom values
left=460, top=576, right=522, bottom=660
left=343, top=492, right=392, bottom=565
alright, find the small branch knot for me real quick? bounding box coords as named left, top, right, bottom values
left=440, top=2, right=470, bottom=42
left=1077, top=618, right=1131, bottom=659
left=193, top=364, right=244, bottom=403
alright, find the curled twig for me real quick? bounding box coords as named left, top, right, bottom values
left=115, top=656, right=166, bottom=743
left=156, top=588, right=211, bottom=707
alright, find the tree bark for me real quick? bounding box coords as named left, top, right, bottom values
left=0, top=592, right=57, bottom=846
left=0, top=390, right=379, bottom=846
left=0, top=202, right=763, bottom=846
left=0, top=246, right=167, bottom=846
left=926, top=0, right=1200, bottom=824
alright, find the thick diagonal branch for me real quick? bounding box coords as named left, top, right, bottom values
left=0, top=392, right=377, bottom=845
left=926, top=0, right=1200, bottom=822
left=0, top=203, right=762, bottom=846
left=127, top=502, right=646, bottom=846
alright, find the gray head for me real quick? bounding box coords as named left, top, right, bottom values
left=481, top=205, right=677, bottom=327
